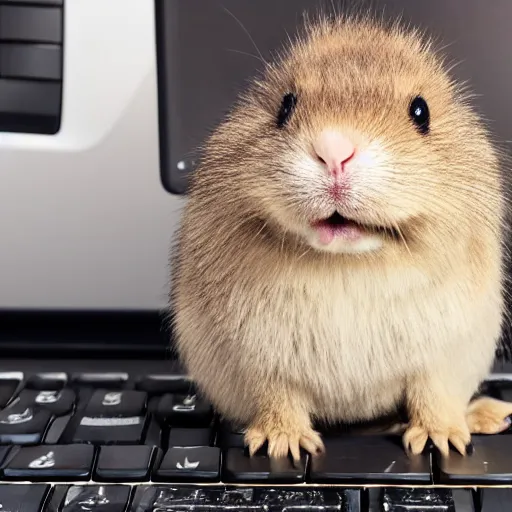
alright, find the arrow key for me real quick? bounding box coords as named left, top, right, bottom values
left=153, top=446, right=220, bottom=482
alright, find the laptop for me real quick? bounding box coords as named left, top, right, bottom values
left=0, top=0, right=511, bottom=510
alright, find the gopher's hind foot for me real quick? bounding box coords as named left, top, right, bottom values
left=466, top=396, right=512, bottom=434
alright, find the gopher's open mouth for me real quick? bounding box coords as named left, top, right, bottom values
left=312, top=212, right=401, bottom=244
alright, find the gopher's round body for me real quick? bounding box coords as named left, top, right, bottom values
left=171, top=14, right=506, bottom=457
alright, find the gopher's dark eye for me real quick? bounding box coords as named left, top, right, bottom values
left=409, top=96, right=430, bottom=135
left=277, top=93, right=297, bottom=128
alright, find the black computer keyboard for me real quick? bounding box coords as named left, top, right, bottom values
left=0, top=364, right=511, bottom=511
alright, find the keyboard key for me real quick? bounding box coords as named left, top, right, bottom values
left=72, top=415, right=146, bottom=444
left=0, top=401, right=52, bottom=444
left=71, top=373, right=128, bottom=389
left=59, top=485, right=131, bottom=512
left=223, top=448, right=306, bottom=483
left=479, top=488, right=512, bottom=511
left=72, top=390, right=147, bottom=444
left=84, top=389, right=146, bottom=417
left=255, top=488, right=349, bottom=511
left=0, top=484, right=49, bottom=512
left=373, top=487, right=476, bottom=512
left=168, top=427, right=212, bottom=447
left=4, top=444, right=94, bottom=480
left=95, top=445, right=158, bottom=482
left=136, top=365, right=194, bottom=394
left=25, top=373, right=66, bottom=391
left=437, top=435, right=512, bottom=484
left=154, top=446, right=221, bottom=482
left=157, top=393, right=212, bottom=427
left=130, top=486, right=264, bottom=512
left=310, top=436, right=432, bottom=484
left=17, top=388, right=75, bottom=415
left=208, top=488, right=263, bottom=510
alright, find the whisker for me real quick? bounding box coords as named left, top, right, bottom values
left=226, top=48, right=266, bottom=64
left=222, top=6, right=266, bottom=65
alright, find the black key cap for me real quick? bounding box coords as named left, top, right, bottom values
left=208, top=488, right=263, bottom=511
left=223, top=448, right=306, bottom=483
left=71, top=373, right=128, bottom=389
left=0, top=484, right=49, bottom=512
left=25, top=373, right=66, bottom=391
left=136, top=365, right=194, bottom=394
left=479, top=488, right=512, bottom=512
left=72, top=414, right=146, bottom=444
left=18, top=388, right=75, bottom=415
left=73, top=389, right=147, bottom=444
left=0, top=400, right=52, bottom=444
left=375, top=487, right=476, bottom=512
left=310, top=436, right=432, bottom=484
left=84, top=389, right=146, bottom=417
left=216, top=420, right=246, bottom=448
left=154, top=446, right=220, bottom=482
left=95, top=445, right=158, bottom=482
left=4, top=444, right=94, bottom=480
left=131, top=486, right=264, bottom=512
left=60, top=485, right=131, bottom=512
left=0, top=377, right=20, bottom=408
left=168, top=427, right=212, bottom=447
left=255, top=488, right=349, bottom=511
left=437, top=435, right=512, bottom=484
left=157, top=393, right=212, bottom=427
left=0, top=5, right=62, bottom=43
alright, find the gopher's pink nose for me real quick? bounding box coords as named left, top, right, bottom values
left=313, top=130, right=355, bottom=178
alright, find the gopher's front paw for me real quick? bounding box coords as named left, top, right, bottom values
left=403, top=420, right=471, bottom=457
left=244, top=423, right=324, bottom=461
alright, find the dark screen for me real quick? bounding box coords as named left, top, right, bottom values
left=155, top=0, right=512, bottom=194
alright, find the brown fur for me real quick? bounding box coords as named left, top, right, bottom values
left=170, top=13, right=512, bottom=459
